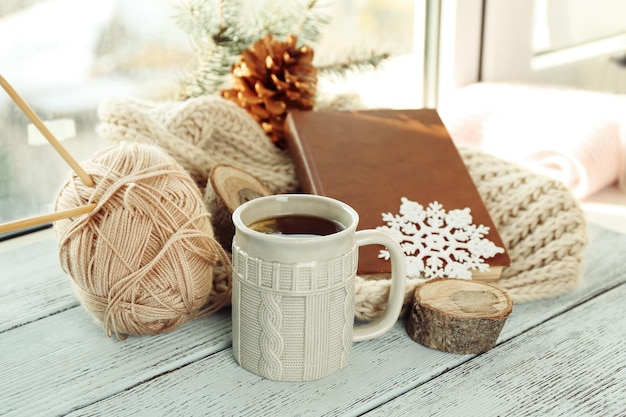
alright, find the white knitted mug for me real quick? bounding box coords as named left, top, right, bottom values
left=231, top=194, right=406, bottom=381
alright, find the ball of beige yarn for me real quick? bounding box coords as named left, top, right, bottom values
left=54, top=142, right=229, bottom=339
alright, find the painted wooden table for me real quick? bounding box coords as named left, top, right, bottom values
left=1, top=224, right=625, bottom=417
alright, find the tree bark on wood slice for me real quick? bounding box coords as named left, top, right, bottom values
left=406, top=278, right=513, bottom=354
left=208, top=165, right=272, bottom=250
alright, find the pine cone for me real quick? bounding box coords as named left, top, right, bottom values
left=221, top=34, right=317, bottom=147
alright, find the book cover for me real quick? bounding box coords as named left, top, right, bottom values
left=284, top=108, right=511, bottom=280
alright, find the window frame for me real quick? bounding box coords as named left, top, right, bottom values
left=1, top=0, right=433, bottom=240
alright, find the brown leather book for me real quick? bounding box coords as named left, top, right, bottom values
left=284, top=108, right=511, bottom=281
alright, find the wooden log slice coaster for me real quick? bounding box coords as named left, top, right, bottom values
left=209, top=164, right=272, bottom=250
left=406, top=278, right=513, bottom=354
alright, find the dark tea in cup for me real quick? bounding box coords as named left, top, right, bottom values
left=247, top=214, right=344, bottom=237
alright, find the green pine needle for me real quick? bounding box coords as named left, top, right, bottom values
left=317, top=51, right=391, bottom=77
left=174, top=0, right=388, bottom=99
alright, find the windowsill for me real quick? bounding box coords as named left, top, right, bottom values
left=581, top=185, right=626, bottom=234
left=0, top=224, right=55, bottom=252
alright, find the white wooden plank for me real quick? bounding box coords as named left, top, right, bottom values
left=0, top=229, right=77, bottom=332
left=66, top=226, right=626, bottom=417
left=1, top=225, right=624, bottom=416
left=364, top=282, right=626, bottom=416
left=0, top=308, right=232, bottom=417
left=500, top=224, right=626, bottom=341
left=66, top=323, right=466, bottom=417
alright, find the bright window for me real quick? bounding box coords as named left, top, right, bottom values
left=0, top=0, right=425, bottom=238
left=482, top=0, right=626, bottom=90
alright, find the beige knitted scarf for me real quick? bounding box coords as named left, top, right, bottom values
left=97, top=95, right=588, bottom=321
left=97, top=95, right=298, bottom=199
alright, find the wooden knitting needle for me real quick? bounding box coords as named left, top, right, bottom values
left=0, top=74, right=94, bottom=187
left=0, top=203, right=97, bottom=234
left=0, top=74, right=96, bottom=234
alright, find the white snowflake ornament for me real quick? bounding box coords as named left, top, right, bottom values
left=377, top=197, right=504, bottom=279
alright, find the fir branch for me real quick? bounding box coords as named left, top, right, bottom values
left=293, top=0, right=317, bottom=35
left=291, top=0, right=330, bottom=45
left=214, top=0, right=258, bottom=51
left=216, top=0, right=225, bottom=30
left=174, top=0, right=253, bottom=97
left=293, top=0, right=318, bottom=35
left=317, top=50, right=390, bottom=77
left=173, top=0, right=385, bottom=98
left=211, top=0, right=230, bottom=44
left=246, top=0, right=329, bottom=46
left=172, top=0, right=216, bottom=44
left=177, top=44, right=234, bottom=99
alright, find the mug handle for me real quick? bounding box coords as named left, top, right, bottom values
left=352, top=229, right=407, bottom=342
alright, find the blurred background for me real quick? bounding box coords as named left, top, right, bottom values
left=3, top=0, right=626, bottom=235
left=0, top=0, right=417, bottom=229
